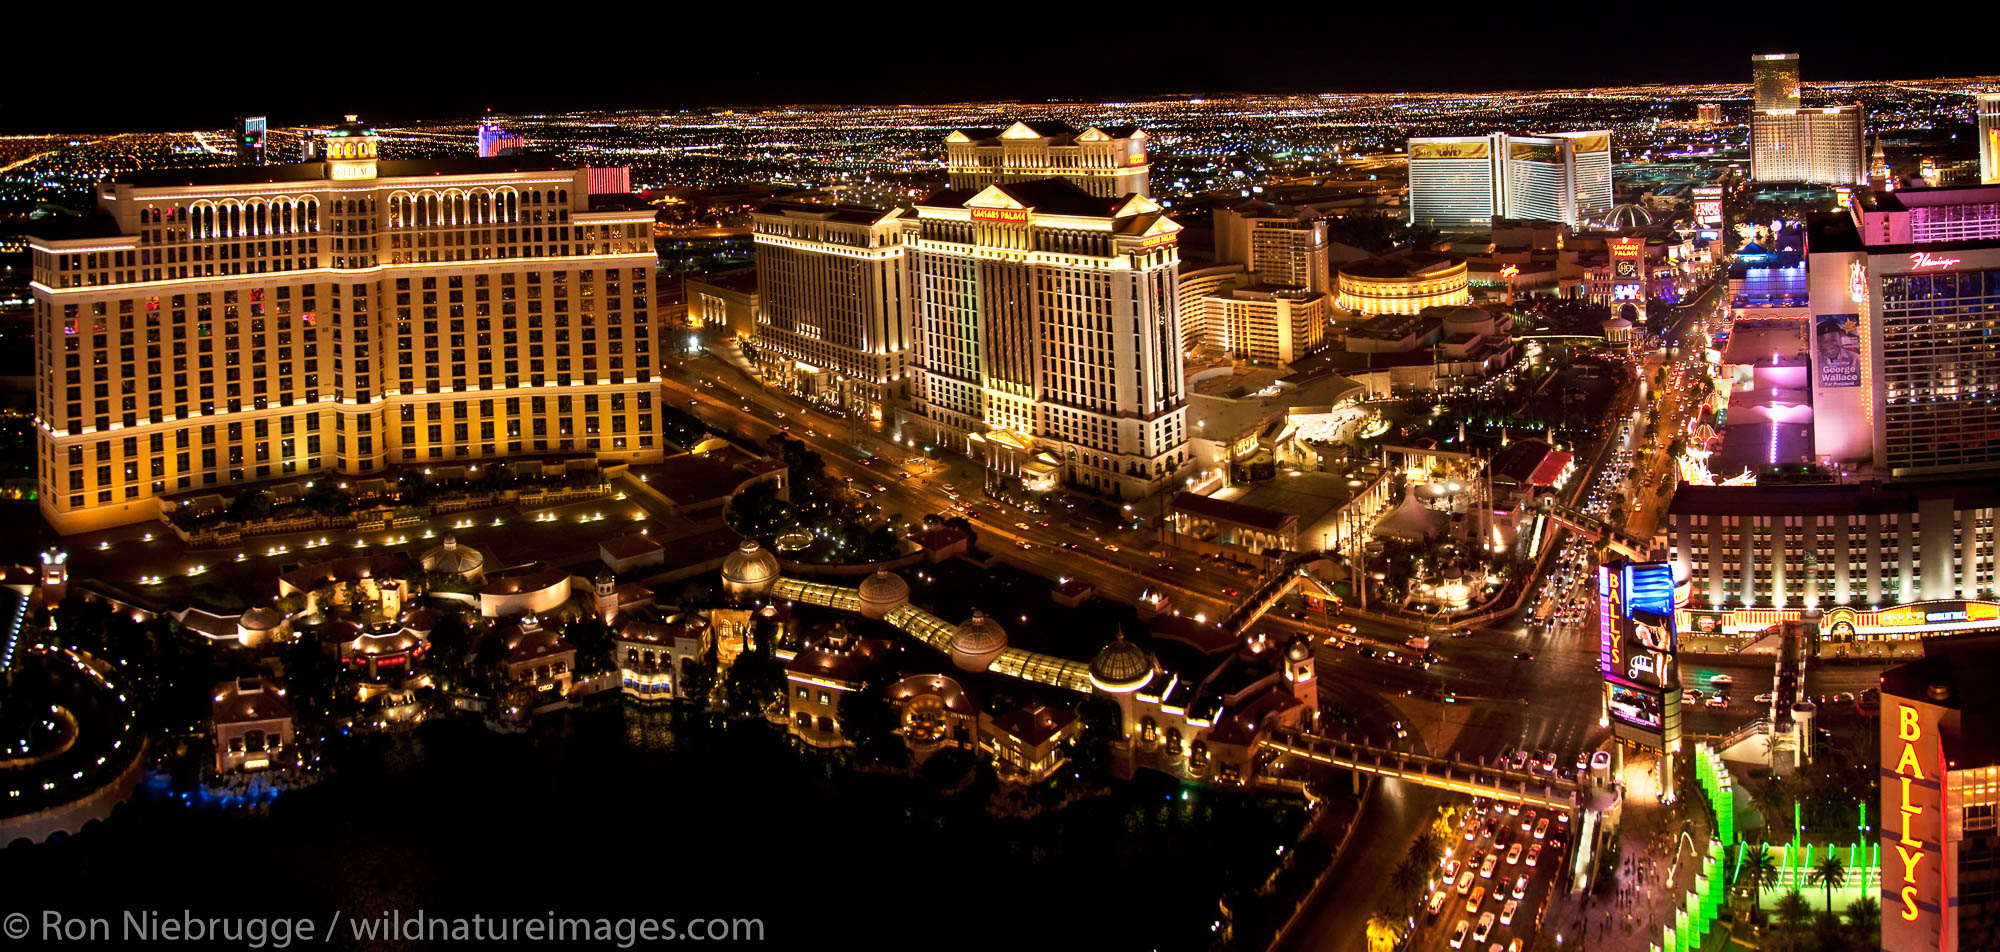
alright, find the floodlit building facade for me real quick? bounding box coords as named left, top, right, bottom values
left=1201, top=287, right=1328, bottom=364
left=750, top=202, right=908, bottom=421
left=944, top=121, right=1150, bottom=199
left=28, top=116, right=661, bottom=534
left=1407, top=131, right=1613, bottom=230
left=1214, top=205, right=1330, bottom=292
left=900, top=178, right=1189, bottom=499
left=1750, top=106, right=1865, bottom=186
left=1751, top=53, right=1801, bottom=111
left=1979, top=93, right=2000, bottom=185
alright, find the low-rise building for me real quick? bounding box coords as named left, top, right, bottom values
left=213, top=677, right=294, bottom=774
left=981, top=704, right=1081, bottom=784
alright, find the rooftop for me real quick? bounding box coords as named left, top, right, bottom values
left=1881, top=634, right=2000, bottom=768
left=113, top=155, right=576, bottom=189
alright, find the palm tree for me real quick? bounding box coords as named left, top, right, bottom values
left=1741, top=845, right=1783, bottom=925
left=1391, top=857, right=1428, bottom=905
left=1408, top=831, right=1441, bottom=872
left=1753, top=780, right=1792, bottom=837
left=1365, top=904, right=1405, bottom=952
left=1844, top=895, right=1880, bottom=946
left=1808, top=853, right=1847, bottom=914
left=1775, top=888, right=1812, bottom=939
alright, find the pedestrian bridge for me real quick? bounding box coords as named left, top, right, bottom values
left=1257, top=726, right=1587, bottom=812
left=1220, top=552, right=1335, bottom=636
left=1542, top=502, right=1655, bottom=560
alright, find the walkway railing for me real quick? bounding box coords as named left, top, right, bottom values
left=1257, top=726, right=1583, bottom=811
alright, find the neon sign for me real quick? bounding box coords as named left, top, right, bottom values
left=1892, top=703, right=1929, bottom=922
left=970, top=206, right=1029, bottom=223
left=1849, top=260, right=1868, bottom=303
left=1909, top=252, right=1961, bottom=270
left=1499, top=265, right=1520, bottom=279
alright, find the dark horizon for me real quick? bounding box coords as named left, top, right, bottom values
left=7, top=14, right=1996, bottom=135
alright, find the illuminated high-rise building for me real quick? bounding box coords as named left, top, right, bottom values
left=943, top=121, right=1150, bottom=199
left=1807, top=202, right=2000, bottom=475
left=1696, top=102, right=1723, bottom=125
left=27, top=115, right=662, bottom=534
left=1879, top=635, right=2000, bottom=952
left=476, top=116, right=526, bottom=158
left=1751, top=105, right=1865, bottom=186
left=1406, top=131, right=1612, bottom=230
left=1214, top=204, right=1329, bottom=292
left=900, top=178, right=1188, bottom=498
left=1751, top=53, right=1801, bottom=110
left=1979, top=93, right=2000, bottom=184
left=749, top=202, right=908, bottom=421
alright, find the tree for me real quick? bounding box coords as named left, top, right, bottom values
left=722, top=646, right=783, bottom=718
left=1807, top=853, right=1847, bottom=918
left=1391, top=857, right=1428, bottom=905
left=1407, top=831, right=1442, bottom=873
left=1070, top=695, right=1122, bottom=782
left=1776, top=888, right=1812, bottom=937
left=417, top=612, right=473, bottom=689
left=1364, top=905, right=1404, bottom=952
left=1741, top=845, right=1783, bottom=925
left=563, top=617, right=618, bottom=678
left=835, top=684, right=904, bottom=767
left=1753, top=779, right=1793, bottom=838
left=677, top=654, right=715, bottom=714
left=1844, top=895, right=1879, bottom=946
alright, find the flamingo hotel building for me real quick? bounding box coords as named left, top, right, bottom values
left=27, top=116, right=662, bottom=534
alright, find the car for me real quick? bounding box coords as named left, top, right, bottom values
left=1428, top=889, right=1449, bottom=917
left=1474, top=911, right=1496, bottom=943
left=1706, top=695, right=1728, bottom=708
left=1755, top=692, right=1776, bottom=703
left=1685, top=688, right=1704, bottom=701
left=1456, top=870, right=1476, bottom=894
left=1465, top=886, right=1486, bottom=913
left=1222, top=587, right=1241, bottom=597
left=1464, top=823, right=1477, bottom=842
left=1014, top=522, right=1030, bottom=530
left=1575, top=753, right=1590, bottom=771
left=1507, top=940, right=1523, bottom=952
left=1834, top=691, right=1856, bottom=703
left=1709, top=675, right=1734, bottom=686
left=1514, top=652, right=1535, bottom=661
left=773, top=411, right=785, bottom=418
left=1534, top=818, right=1550, bottom=840
left=1063, top=542, right=1081, bottom=550
left=941, top=484, right=956, bottom=493
left=1507, top=801, right=1520, bottom=817
left=1336, top=623, right=1358, bottom=634
left=1445, top=859, right=1463, bottom=879
left=1452, top=627, right=1474, bottom=638
left=1393, top=721, right=1408, bottom=739
left=1501, top=898, right=1519, bottom=925
left=1512, top=874, right=1528, bottom=899
left=1506, top=843, right=1522, bottom=865
left=1480, top=853, right=1498, bottom=879
left=873, top=484, right=887, bottom=493
left=1520, top=810, right=1535, bottom=833
left=1511, top=751, right=1529, bottom=771
left=1526, top=844, right=1542, bottom=867
left=1450, top=920, right=1469, bottom=949
left=1481, top=818, right=1498, bottom=841
left=1104, top=544, right=1119, bottom=552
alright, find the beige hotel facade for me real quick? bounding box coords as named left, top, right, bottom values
left=28, top=116, right=662, bottom=534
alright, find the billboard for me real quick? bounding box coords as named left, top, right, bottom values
left=1510, top=141, right=1562, bottom=163
left=1814, top=313, right=1861, bottom=389
left=1601, top=560, right=1681, bottom=744
left=1693, top=186, right=1723, bottom=226
left=1410, top=141, right=1490, bottom=160
left=1566, top=133, right=1610, bottom=154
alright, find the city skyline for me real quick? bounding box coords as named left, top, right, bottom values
left=7, top=21, right=1996, bottom=134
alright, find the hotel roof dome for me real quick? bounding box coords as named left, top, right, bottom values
left=856, top=570, right=910, bottom=618
left=949, top=609, right=1008, bottom=672
left=1599, top=204, right=1653, bottom=230
left=720, top=539, right=780, bottom=593
left=421, top=536, right=485, bottom=576
left=239, top=606, right=283, bottom=631
left=1090, top=633, right=1154, bottom=692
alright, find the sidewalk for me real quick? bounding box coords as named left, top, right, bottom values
left=1544, top=759, right=1722, bottom=952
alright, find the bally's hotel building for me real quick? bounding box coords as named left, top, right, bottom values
left=27, top=116, right=662, bottom=534
left=1407, top=132, right=1613, bottom=230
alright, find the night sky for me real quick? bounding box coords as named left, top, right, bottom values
left=9, top=12, right=1994, bottom=134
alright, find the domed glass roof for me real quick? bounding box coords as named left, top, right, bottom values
left=951, top=610, right=1007, bottom=655
left=1599, top=204, right=1653, bottom=230
left=857, top=570, right=910, bottom=606
left=720, top=539, right=780, bottom=588
left=1090, top=634, right=1153, bottom=690
left=422, top=536, right=486, bottom=575
left=239, top=606, right=283, bottom=630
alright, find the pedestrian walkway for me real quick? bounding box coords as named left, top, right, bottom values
left=1544, top=761, right=1727, bottom=952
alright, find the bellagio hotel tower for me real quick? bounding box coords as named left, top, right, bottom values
left=27, top=116, right=662, bottom=534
